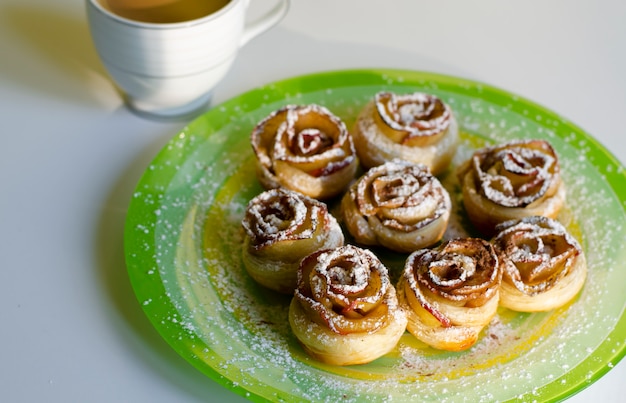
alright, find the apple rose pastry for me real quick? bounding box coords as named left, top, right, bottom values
left=341, top=160, right=451, bottom=253
left=492, top=216, right=587, bottom=312
left=251, top=104, right=358, bottom=200
left=397, top=238, right=502, bottom=351
left=352, top=91, right=459, bottom=175
left=289, top=245, right=408, bottom=365
left=456, top=139, right=565, bottom=236
left=241, top=188, right=344, bottom=294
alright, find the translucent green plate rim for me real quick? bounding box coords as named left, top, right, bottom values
left=124, top=68, right=626, bottom=402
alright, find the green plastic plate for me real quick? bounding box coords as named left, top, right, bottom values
left=124, top=69, right=626, bottom=402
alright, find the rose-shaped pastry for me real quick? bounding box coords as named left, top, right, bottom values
left=289, top=245, right=407, bottom=365
left=397, top=238, right=502, bottom=351
left=341, top=160, right=451, bottom=253
left=492, top=216, right=587, bottom=312
left=456, top=139, right=566, bottom=235
left=251, top=104, right=358, bottom=200
left=241, top=188, right=344, bottom=294
left=352, top=91, right=459, bottom=175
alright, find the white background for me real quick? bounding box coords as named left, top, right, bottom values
left=1, top=0, right=624, bottom=401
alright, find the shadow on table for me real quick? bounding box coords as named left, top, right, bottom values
left=0, top=4, right=116, bottom=107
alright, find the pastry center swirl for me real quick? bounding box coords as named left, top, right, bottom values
left=372, top=174, right=421, bottom=208
left=291, top=128, right=333, bottom=156
left=428, top=254, right=476, bottom=286
left=296, top=245, right=393, bottom=334
left=472, top=140, right=560, bottom=207
left=494, top=216, right=582, bottom=294
left=242, top=189, right=318, bottom=248
left=407, top=238, right=501, bottom=306
left=275, top=105, right=350, bottom=164
left=375, top=91, right=451, bottom=142
left=355, top=161, right=448, bottom=230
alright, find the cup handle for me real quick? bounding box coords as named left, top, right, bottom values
left=240, top=0, right=290, bottom=46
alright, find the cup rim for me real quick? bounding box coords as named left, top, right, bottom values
left=87, top=0, right=239, bottom=29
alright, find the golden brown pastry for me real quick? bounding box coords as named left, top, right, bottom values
left=397, top=238, right=502, bottom=351
left=456, top=139, right=565, bottom=236
left=251, top=104, right=358, bottom=200
left=241, top=188, right=344, bottom=294
left=352, top=91, right=459, bottom=175
left=492, top=216, right=587, bottom=312
left=289, top=245, right=408, bottom=365
left=341, top=160, right=451, bottom=253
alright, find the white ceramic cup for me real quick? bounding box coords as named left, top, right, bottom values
left=86, top=0, right=290, bottom=119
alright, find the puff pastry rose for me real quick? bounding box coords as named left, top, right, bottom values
left=289, top=245, right=408, bottom=365
left=241, top=188, right=344, bottom=294
left=341, top=160, right=451, bottom=253
left=397, top=238, right=502, bottom=351
left=251, top=104, right=358, bottom=200
left=352, top=91, right=459, bottom=175
left=456, top=139, right=565, bottom=235
left=492, top=216, right=587, bottom=312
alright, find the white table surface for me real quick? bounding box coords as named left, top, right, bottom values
left=1, top=0, right=625, bottom=401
